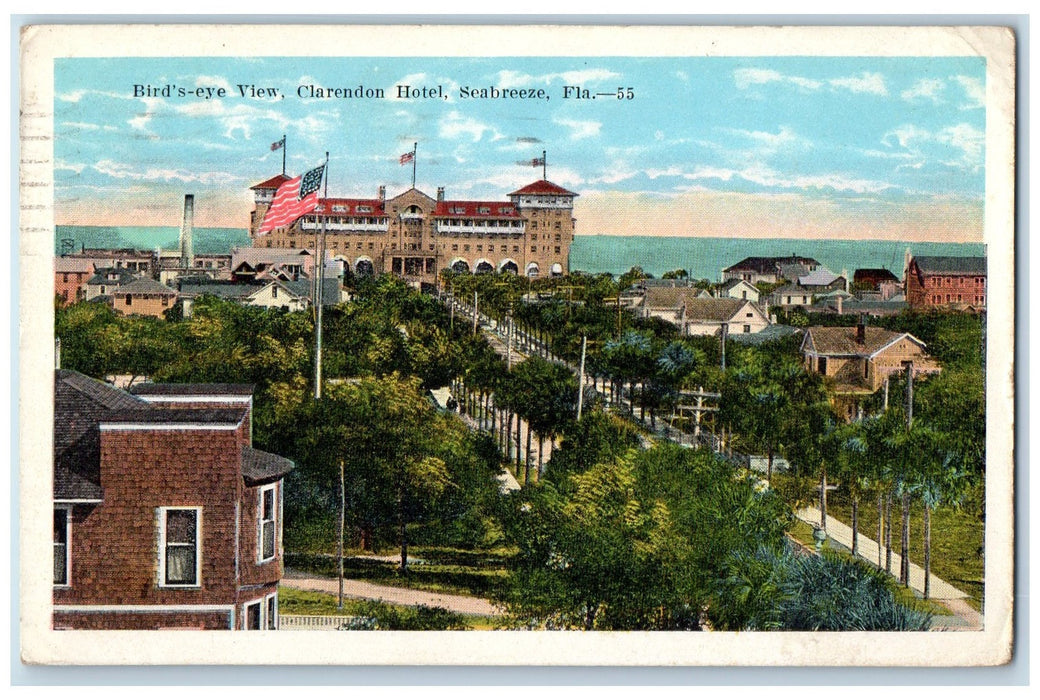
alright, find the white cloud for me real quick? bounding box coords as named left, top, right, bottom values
left=733, top=68, right=822, bottom=91
left=554, top=117, right=601, bottom=140
left=882, top=124, right=932, bottom=150
left=92, top=159, right=239, bottom=186
left=55, top=160, right=86, bottom=174
left=495, top=68, right=621, bottom=89
left=936, top=123, right=984, bottom=168
left=57, top=89, right=89, bottom=103
left=901, top=78, right=946, bottom=104
left=439, top=111, right=502, bottom=142
left=953, top=76, right=985, bottom=110
left=195, top=75, right=235, bottom=93
left=828, top=72, right=888, bottom=96
left=128, top=97, right=164, bottom=132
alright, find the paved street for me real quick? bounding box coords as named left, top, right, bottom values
left=281, top=569, right=504, bottom=617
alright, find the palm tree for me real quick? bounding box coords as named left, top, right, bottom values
left=906, top=425, right=967, bottom=599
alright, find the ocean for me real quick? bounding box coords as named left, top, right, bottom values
left=55, top=226, right=984, bottom=282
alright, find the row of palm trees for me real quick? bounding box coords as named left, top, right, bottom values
left=451, top=342, right=579, bottom=484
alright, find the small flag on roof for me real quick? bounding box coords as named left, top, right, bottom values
left=399, top=150, right=415, bottom=165
left=271, top=137, right=285, bottom=151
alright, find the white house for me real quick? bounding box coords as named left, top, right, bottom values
left=638, top=287, right=770, bottom=336
left=718, top=278, right=760, bottom=303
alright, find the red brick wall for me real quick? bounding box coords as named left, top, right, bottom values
left=54, top=428, right=243, bottom=608
left=907, top=263, right=986, bottom=309
left=55, top=271, right=90, bottom=306
left=53, top=610, right=233, bottom=630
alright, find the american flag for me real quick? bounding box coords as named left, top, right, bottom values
left=271, top=137, right=285, bottom=151
left=257, top=164, right=325, bottom=235
left=530, top=156, right=545, bottom=167
left=399, top=150, right=415, bottom=165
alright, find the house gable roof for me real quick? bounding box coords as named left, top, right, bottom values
left=113, top=277, right=178, bottom=296
left=55, top=370, right=152, bottom=500
left=724, top=255, right=821, bottom=275
left=803, top=326, right=926, bottom=359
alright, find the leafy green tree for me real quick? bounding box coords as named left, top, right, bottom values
left=275, top=374, right=462, bottom=570
left=55, top=301, right=125, bottom=378
left=712, top=547, right=932, bottom=631
left=503, top=442, right=792, bottom=630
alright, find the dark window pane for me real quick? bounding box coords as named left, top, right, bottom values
left=54, top=510, right=67, bottom=544
left=266, top=597, right=277, bottom=630
left=247, top=603, right=261, bottom=630
left=166, top=510, right=196, bottom=543
left=262, top=522, right=275, bottom=560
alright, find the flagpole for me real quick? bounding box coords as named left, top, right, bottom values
left=314, top=152, right=329, bottom=400
left=542, top=150, right=546, bottom=180
left=412, top=141, right=417, bottom=189
left=282, top=134, right=287, bottom=176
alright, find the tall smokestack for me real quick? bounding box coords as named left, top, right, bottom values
left=180, top=194, right=195, bottom=269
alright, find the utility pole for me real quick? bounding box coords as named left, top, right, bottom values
left=314, top=152, right=330, bottom=400
left=338, top=459, right=345, bottom=609
left=576, top=335, right=587, bottom=421
left=506, top=315, right=514, bottom=370
left=900, top=359, right=914, bottom=587
left=720, top=323, right=728, bottom=370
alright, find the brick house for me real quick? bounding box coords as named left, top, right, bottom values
left=905, top=255, right=987, bottom=311
left=55, top=258, right=97, bottom=306
left=53, top=370, right=293, bottom=630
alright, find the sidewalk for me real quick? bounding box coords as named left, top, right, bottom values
left=282, top=569, right=503, bottom=617
left=796, top=506, right=968, bottom=601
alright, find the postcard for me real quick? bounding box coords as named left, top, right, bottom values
left=19, top=23, right=1015, bottom=666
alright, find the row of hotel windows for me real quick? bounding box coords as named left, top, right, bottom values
left=288, top=239, right=563, bottom=256
left=930, top=294, right=985, bottom=304
left=53, top=485, right=278, bottom=589
left=927, top=276, right=985, bottom=286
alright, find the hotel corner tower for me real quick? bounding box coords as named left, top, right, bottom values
left=248, top=175, right=577, bottom=287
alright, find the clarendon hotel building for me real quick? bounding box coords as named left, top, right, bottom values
left=248, top=175, right=577, bottom=287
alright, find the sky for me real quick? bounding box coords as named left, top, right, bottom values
left=54, top=55, right=987, bottom=242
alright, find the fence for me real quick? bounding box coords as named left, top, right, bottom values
left=279, top=614, right=377, bottom=631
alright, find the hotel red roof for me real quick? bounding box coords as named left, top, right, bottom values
left=314, top=198, right=387, bottom=216
left=431, top=200, right=522, bottom=219
left=250, top=174, right=292, bottom=190
left=508, top=180, right=578, bottom=197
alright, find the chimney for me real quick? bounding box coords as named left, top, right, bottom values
left=437, top=187, right=445, bottom=201
left=179, top=194, right=195, bottom=269
left=378, top=185, right=386, bottom=202
left=856, top=316, right=867, bottom=345
left=837, top=295, right=843, bottom=315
